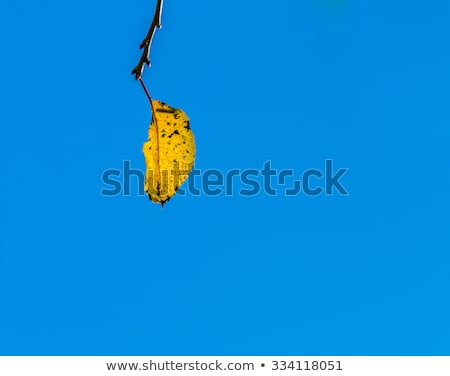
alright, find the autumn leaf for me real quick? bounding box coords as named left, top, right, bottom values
left=132, top=1, right=195, bottom=206
left=142, top=100, right=195, bottom=206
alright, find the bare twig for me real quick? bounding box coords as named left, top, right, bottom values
left=131, top=0, right=164, bottom=80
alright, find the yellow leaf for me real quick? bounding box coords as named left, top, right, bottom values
left=142, top=100, right=196, bottom=206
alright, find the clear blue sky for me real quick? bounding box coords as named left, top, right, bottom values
left=0, top=0, right=449, bottom=355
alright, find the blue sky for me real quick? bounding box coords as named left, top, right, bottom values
left=0, top=0, right=449, bottom=355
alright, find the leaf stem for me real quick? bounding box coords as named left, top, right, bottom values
left=139, top=78, right=157, bottom=125
left=139, top=78, right=152, bottom=104
left=139, top=77, right=161, bottom=197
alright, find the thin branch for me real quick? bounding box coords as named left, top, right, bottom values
left=131, top=0, right=164, bottom=80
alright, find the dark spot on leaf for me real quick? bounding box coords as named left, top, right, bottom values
left=168, top=130, right=180, bottom=138
left=156, top=107, right=176, bottom=113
